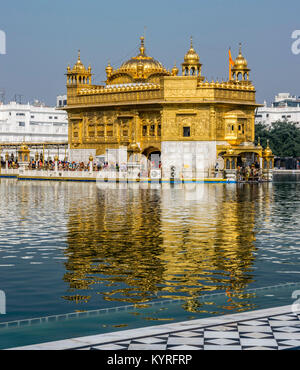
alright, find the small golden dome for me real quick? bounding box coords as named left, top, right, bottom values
left=184, top=37, right=200, bottom=64
left=71, top=50, right=89, bottom=73
left=89, top=155, right=94, bottom=162
left=54, top=155, right=59, bottom=162
left=233, top=44, right=249, bottom=70
left=171, top=62, right=179, bottom=76
left=263, top=140, right=273, bottom=156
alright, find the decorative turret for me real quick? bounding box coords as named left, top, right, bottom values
left=66, top=50, right=92, bottom=86
left=18, top=144, right=30, bottom=169
left=181, top=37, right=204, bottom=80
left=231, top=43, right=250, bottom=82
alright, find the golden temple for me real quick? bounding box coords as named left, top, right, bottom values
left=64, top=37, right=274, bottom=180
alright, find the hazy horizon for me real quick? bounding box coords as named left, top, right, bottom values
left=0, top=0, right=299, bottom=106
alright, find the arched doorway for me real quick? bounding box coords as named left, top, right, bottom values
left=142, top=147, right=161, bottom=169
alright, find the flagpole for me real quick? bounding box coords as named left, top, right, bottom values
left=229, top=47, right=231, bottom=80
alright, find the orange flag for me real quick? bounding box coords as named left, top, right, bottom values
left=228, top=48, right=235, bottom=80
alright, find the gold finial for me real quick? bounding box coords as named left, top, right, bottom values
left=78, top=49, right=81, bottom=61
left=171, top=61, right=179, bottom=76
left=239, top=43, right=242, bottom=55
left=264, top=139, right=272, bottom=156
left=190, top=36, right=193, bottom=49
left=258, top=136, right=261, bottom=146
left=139, top=36, right=145, bottom=56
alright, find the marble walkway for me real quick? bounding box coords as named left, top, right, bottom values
left=7, top=305, right=300, bottom=350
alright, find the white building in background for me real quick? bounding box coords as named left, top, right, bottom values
left=56, top=94, right=67, bottom=108
left=255, top=93, right=300, bottom=126
left=0, top=99, right=68, bottom=160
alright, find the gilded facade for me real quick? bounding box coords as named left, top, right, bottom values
left=65, top=37, right=271, bottom=177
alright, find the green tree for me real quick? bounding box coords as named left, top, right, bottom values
left=255, top=121, right=300, bottom=157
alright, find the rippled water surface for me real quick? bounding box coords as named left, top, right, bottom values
left=1, top=175, right=300, bottom=325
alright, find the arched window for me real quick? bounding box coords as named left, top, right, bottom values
left=226, top=159, right=230, bottom=169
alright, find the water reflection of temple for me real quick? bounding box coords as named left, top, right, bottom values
left=62, top=182, right=271, bottom=313
left=64, top=184, right=165, bottom=304
left=158, top=183, right=260, bottom=312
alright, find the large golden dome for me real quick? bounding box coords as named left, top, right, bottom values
left=106, top=37, right=170, bottom=84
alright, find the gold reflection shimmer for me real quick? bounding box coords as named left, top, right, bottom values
left=63, top=183, right=266, bottom=314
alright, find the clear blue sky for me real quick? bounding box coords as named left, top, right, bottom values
left=0, top=0, right=299, bottom=106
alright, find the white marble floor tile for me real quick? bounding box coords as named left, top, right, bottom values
left=206, top=338, right=239, bottom=346
left=204, top=331, right=240, bottom=339
left=243, top=346, right=275, bottom=350
left=91, top=343, right=127, bottom=350
left=206, top=325, right=237, bottom=331
left=168, top=345, right=202, bottom=350
left=277, top=339, right=300, bottom=347
left=128, top=343, right=167, bottom=350
left=167, top=337, right=204, bottom=345
left=269, top=320, right=300, bottom=327
left=238, top=325, right=272, bottom=332
left=273, top=332, right=300, bottom=340
left=272, top=326, right=300, bottom=333
left=133, top=337, right=166, bottom=344
left=240, top=332, right=273, bottom=339
left=203, top=345, right=241, bottom=350
left=239, top=338, right=277, bottom=347
left=240, top=320, right=269, bottom=326
left=170, top=331, right=203, bottom=337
